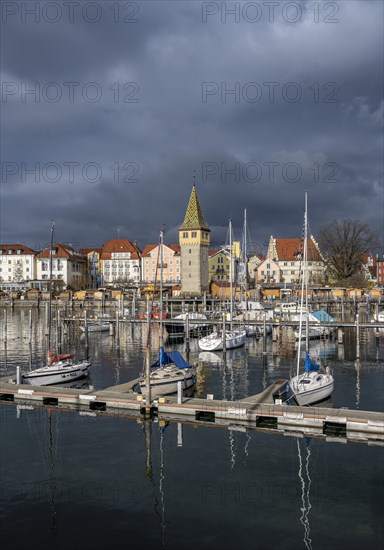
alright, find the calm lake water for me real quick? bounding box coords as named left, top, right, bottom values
left=1, top=307, right=383, bottom=549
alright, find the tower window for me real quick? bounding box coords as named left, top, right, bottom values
left=183, top=232, right=188, bottom=238
left=192, top=232, right=197, bottom=238
left=189, top=249, right=191, bottom=254
left=189, top=261, right=191, bottom=266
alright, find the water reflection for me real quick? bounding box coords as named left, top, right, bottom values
left=297, top=437, right=313, bottom=550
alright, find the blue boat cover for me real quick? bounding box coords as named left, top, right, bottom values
left=304, top=352, right=319, bottom=373
left=152, top=347, right=192, bottom=369
left=312, top=310, right=336, bottom=323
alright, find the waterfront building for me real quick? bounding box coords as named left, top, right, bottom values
left=255, top=258, right=282, bottom=285
left=208, top=242, right=241, bottom=284
left=79, top=247, right=103, bottom=289
left=141, top=243, right=181, bottom=284
left=267, top=236, right=325, bottom=285
left=179, top=185, right=210, bottom=295
left=377, top=256, right=384, bottom=286
left=101, top=239, right=141, bottom=285
left=0, top=244, right=37, bottom=284
left=36, top=243, right=86, bottom=288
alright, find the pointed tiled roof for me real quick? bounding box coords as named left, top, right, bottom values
left=274, top=238, right=322, bottom=262
left=180, top=185, right=210, bottom=231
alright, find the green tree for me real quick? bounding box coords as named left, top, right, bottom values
left=318, top=219, right=378, bottom=283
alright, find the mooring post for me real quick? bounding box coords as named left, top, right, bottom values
left=356, top=312, right=360, bottom=359
left=185, top=313, right=190, bottom=353
left=222, top=312, right=227, bottom=353
left=57, top=309, right=62, bottom=354
left=116, top=311, right=120, bottom=349
left=84, top=310, right=89, bottom=356
left=262, top=312, right=267, bottom=354
left=16, top=366, right=21, bottom=385
left=3, top=310, right=7, bottom=370
left=177, top=380, right=183, bottom=404
left=338, top=327, right=343, bottom=345
left=132, top=290, right=136, bottom=318
left=29, top=309, right=32, bottom=369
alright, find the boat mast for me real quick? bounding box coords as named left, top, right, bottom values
left=296, top=192, right=307, bottom=377
left=229, top=219, right=233, bottom=329
left=244, top=208, right=248, bottom=310
left=304, top=192, right=309, bottom=352
left=47, top=219, right=55, bottom=353
left=159, top=228, right=164, bottom=357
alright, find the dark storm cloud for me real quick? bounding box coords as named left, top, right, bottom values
left=1, top=0, right=383, bottom=253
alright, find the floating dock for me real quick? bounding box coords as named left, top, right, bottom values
left=1, top=376, right=383, bottom=446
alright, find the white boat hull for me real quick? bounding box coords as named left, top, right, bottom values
left=139, top=365, right=196, bottom=399
left=22, top=360, right=91, bottom=386
left=290, top=370, right=334, bottom=406
left=198, top=330, right=246, bottom=351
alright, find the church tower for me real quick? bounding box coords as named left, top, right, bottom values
left=179, top=184, right=210, bottom=295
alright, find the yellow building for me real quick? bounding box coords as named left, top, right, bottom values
left=208, top=243, right=241, bottom=283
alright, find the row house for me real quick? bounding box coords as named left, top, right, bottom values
left=377, top=256, right=384, bottom=286
left=360, top=253, right=377, bottom=284
left=79, top=248, right=103, bottom=289
left=267, top=236, right=326, bottom=285
left=36, top=243, right=86, bottom=287
left=255, top=258, right=282, bottom=285
left=141, top=244, right=181, bottom=284
left=0, top=244, right=37, bottom=283
left=101, top=239, right=141, bottom=285
left=208, top=242, right=241, bottom=284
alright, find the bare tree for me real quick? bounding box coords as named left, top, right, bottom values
left=318, top=219, right=378, bottom=282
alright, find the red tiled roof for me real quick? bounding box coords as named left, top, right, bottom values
left=274, top=238, right=322, bottom=262
left=101, top=239, right=141, bottom=260
left=141, top=244, right=180, bottom=257
left=0, top=244, right=36, bottom=255
left=37, top=244, right=86, bottom=261
left=209, top=248, right=220, bottom=256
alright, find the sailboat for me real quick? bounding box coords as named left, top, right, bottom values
left=289, top=193, right=334, bottom=406
left=198, top=219, right=246, bottom=351
left=138, top=229, right=196, bottom=399
left=22, top=221, right=91, bottom=386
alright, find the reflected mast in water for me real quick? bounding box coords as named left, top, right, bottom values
left=297, top=437, right=313, bottom=550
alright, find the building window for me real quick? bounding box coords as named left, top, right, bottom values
left=189, top=249, right=191, bottom=254
left=192, top=231, right=197, bottom=238
left=183, top=232, right=188, bottom=238
left=189, top=261, right=191, bottom=266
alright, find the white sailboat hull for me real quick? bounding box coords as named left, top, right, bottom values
left=198, top=329, right=246, bottom=351
left=139, top=364, right=196, bottom=399
left=290, top=370, right=334, bottom=406
left=22, top=360, right=91, bottom=386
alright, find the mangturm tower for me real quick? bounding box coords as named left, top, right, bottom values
left=179, top=184, right=210, bottom=295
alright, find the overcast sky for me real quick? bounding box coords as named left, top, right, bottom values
left=1, top=0, right=383, bottom=254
